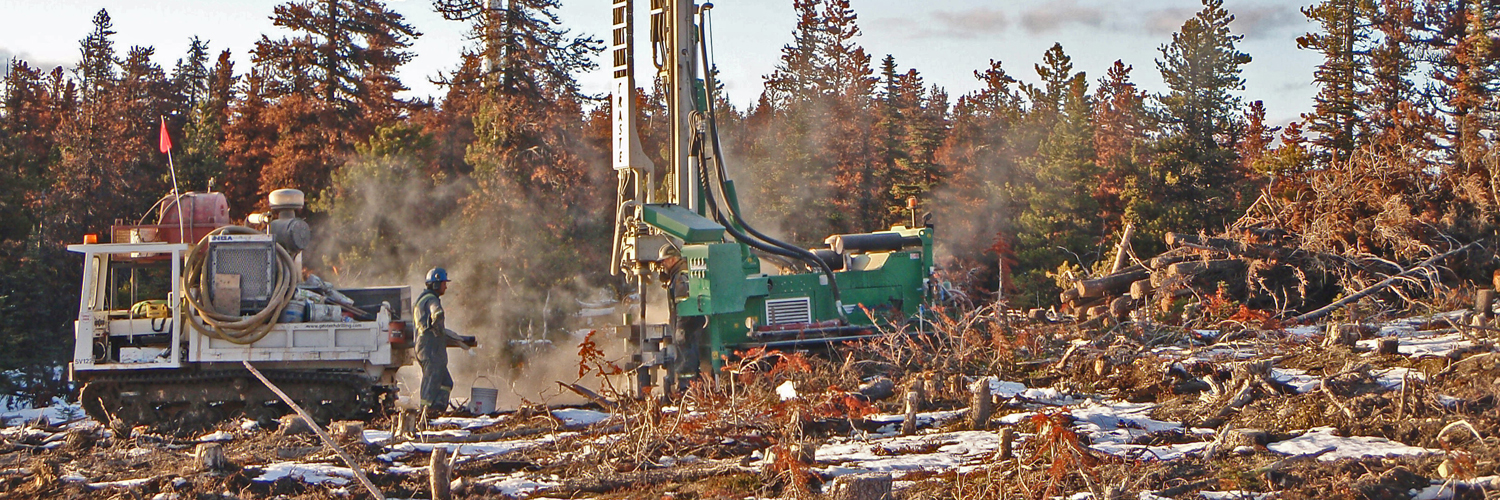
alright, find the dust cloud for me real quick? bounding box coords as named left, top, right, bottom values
left=309, top=150, right=633, bottom=411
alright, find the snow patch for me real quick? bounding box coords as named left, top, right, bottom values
left=253, top=462, right=355, bottom=485
left=814, top=431, right=1000, bottom=475
left=197, top=430, right=234, bottom=443
left=1358, top=331, right=1474, bottom=359
left=389, top=432, right=573, bottom=459
left=1271, top=368, right=1321, bottom=393
left=1413, top=475, right=1500, bottom=500
left=89, top=477, right=154, bottom=489
left=1373, top=367, right=1426, bottom=390
left=777, top=381, right=798, bottom=400
left=550, top=408, right=612, bottom=427
left=1267, top=427, right=1439, bottom=461
left=476, top=471, right=560, bottom=496
left=0, top=403, right=82, bottom=426
left=430, top=415, right=506, bottom=430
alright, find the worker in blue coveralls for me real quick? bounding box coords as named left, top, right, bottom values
left=415, top=267, right=473, bottom=415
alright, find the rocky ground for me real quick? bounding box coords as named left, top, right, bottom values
left=2, top=303, right=1499, bottom=500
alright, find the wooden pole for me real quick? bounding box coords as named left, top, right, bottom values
left=241, top=361, right=384, bottom=500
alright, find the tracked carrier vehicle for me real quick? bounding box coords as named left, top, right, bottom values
left=69, top=189, right=414, bottom=427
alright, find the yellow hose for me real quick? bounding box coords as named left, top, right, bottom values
left=181, top=226, right=298, bottom=345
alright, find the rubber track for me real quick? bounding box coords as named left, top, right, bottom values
left=79, top=369, right=392, bottom=426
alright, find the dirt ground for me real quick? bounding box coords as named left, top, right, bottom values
left=3, top=300, right=1500, bottom=500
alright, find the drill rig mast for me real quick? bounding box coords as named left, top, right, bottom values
left=610, top=0, right=934, bottom=396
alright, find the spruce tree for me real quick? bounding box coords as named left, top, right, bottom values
left=1091, top=60, right=1149, bottom=225
left=1299, top=0, right=1370, bottom=163
left=1143, top=0, right=1254, bottom=238
left=1416, top=0, right=1500, bottom=173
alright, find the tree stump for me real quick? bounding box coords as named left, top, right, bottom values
left=1378, top=338, right=1401, bottom=356
left=1477, top=289, right=1495, bottom=324
left=902, top=390, right=920, bottom=436
left=1323, top=323, right=1360, bottom=348
left=969, top=379, right=992, bottom=430
left=827, top=472, right=893, bottom=500
left=996, top=427, right=1015, bottom=460
left=64, top=429, right=93, bottom=451
left=777, top=442, right=817, bottom=464
left=430, top=447, right=452, bottom=500
left=397, top=409, right=417, bottom=439
left=196, top=442, right=233, bottom=471
left=278, top=414, right=314, bottom=436
left=332, top=421, right=364, bottom=443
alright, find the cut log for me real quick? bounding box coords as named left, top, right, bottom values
left=1076, top=269, right=1149, bottom=298
left=1109, top=296, right=1136, bottom=319
left=1060, top=287, right=1080, bottom=304
left=1129, top=279, right=1154, bottom=300
left=1085, top=305, right=1109, bottom=319
left=1476, top=289, right=1495, bottom=319
left=397, top=409, right=418, bottom=439
left=332, top=421, right=364, bottom=443
left=1167, top=259, right=1247, bottom=277
left=1067, top=296, right=1106, bottom=313
left=1148, top=248, right=1199, bottom=270
left=1323, top=323, right=1360, bottom=348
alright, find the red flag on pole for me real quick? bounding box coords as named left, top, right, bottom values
left=159, top=118, right=172, bottom=154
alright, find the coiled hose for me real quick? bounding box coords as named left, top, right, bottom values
left=181, top=226, right=298, bottom=345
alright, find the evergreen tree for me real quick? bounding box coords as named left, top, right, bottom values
left=748, top=0, right=881, bottom=239
left=172, top=36, right=212, bottom=109
left=432, top=0, right=601, bottom=99
left=250, top=0, right=421, bottom=198
left=1299, top=0, right=1370, bottom=163
left=1140, top=0, right=1254, bottom=239
left=1365, top=0, right=1436, bottom=155
left=1156, top=0, right=1252, bottom=151
left=1012, top=48, right=1102, bottom=303
left=77, top=9, right=118, bottom=102
left=873, top=56, right=950, bottom=223
left=934, top=60, right=1026, bottom=299
left=1416, top=0, right=1500, bottom=174
left=178, top=49, right=236, bottom=194
left=221, top=69, right=276, bottom=210
left=1091, top=60, right=1149, bottom=224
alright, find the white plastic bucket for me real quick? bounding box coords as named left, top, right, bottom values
left=469, top=376, right=499, bottom=414
left=469, top=387, right=499, bottom=414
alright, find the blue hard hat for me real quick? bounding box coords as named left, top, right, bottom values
left=425, top=267, right=450, bottom=284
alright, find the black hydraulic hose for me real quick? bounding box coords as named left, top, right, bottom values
left=693, top=140, right=806, bottom=264
left=696, top=11, right=847, bottom=321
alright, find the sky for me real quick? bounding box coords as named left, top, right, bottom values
left=0, top=0, right=1321, bottom=126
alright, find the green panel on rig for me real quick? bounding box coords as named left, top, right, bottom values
left=642, top=204, right=725, bottom=243
left=676, top=225, right=934, bottom=366
left=677, top=243, right=763, bottom=316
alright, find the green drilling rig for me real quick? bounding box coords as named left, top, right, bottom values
left=608, top=0, right=935, bottom=395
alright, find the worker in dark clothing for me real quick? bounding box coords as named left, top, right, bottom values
left=414, top=267, right=471, bottom=415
